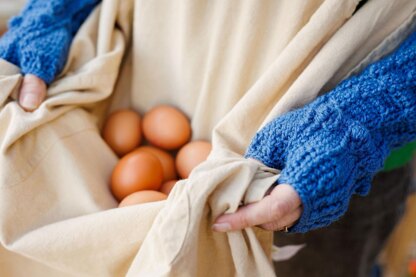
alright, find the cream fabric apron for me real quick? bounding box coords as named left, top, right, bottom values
left=0, top=0, right=415, bottom=276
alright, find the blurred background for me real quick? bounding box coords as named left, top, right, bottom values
left=0, top=1, right=415, bottom=277
left=0, top=0, right=26, bottom=34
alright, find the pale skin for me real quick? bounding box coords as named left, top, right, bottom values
left=22, top=75, right=302, bottom=232
left=18, top=74, right=47, bottom=112
left=213, top=184, right=302, bottom=232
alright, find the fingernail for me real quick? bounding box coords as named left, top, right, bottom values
left=212, top=223, right=232, bottom=232
left=21, top=93, right=40, bottom=111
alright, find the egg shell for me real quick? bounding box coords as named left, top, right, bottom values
left=103, top=109, right=142, bottom=156
left=409, top=260, right=416, bottom=276
left=142, top=105, right=191, bottom=150
left=176, top=141, right=212, bottom=179
left=159, top=180, right=178, bottom=195
left=111, top=150, right=163, bottom=201
left=136, top=146, right=177, bottom=182
left=118, top=190, right=167, bottom=207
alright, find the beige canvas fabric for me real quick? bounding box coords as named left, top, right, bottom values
left=0, top=0, right=415, bottom=276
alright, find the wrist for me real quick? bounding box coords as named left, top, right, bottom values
left=18, top=28, right=71, bottom=84
left=245, top=110, right=304, bottom=169
left=275, top=108, right=381, bottom=232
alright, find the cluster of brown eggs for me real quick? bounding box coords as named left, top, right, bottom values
left=102, top=105, right=212, bottom=207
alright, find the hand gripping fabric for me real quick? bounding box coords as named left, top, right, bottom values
left=0, top=0, right=100, bottom=84
left=246, top=31, right=416, bottom=233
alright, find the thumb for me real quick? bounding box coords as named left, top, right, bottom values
left=19, top=74, right=47, bottom=111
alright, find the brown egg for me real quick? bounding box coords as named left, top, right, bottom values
left=111, top=150, right=163, bottom=201
left=118, top=190, right=167, bottom=207
left=176, top=141, right=212, bottom=179
left=103, top=109, right=142, bottom=156
left=142, top=105, right=191, bottom=150
left=136, top=146, right=177, bottom=182
left=159, top=180, right=178, bottom=195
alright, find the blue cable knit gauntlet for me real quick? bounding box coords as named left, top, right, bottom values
left=246, top=32, right=416, bottom=233
left=0, top=0, right=100, bottom=84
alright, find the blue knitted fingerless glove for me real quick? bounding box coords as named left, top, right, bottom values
left=0, top=0, right=100, bottom=84
left=246, top=31, right=416, bottom=233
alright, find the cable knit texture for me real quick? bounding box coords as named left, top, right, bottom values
left=0, top=0, right=100, bottom=84
left=246, top=32, right=416, bottom=233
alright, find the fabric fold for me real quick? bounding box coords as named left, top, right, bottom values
left=0, top=0, right=415, bottom=276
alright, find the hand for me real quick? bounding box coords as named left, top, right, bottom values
left=0, top=0, right=101, bottom=112
left=18, top=74, right=47, bottom=111
left=0, top=22, right=70, bottom=112
left=213, top=184, right=302, bottom=232
left=239, top=97, right=382, bottom=233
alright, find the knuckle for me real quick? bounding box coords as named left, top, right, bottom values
left=262, top=222, right=281, bottom=231
left=270, top=201, right=289, bottom=221
left=237, top=213, right=250, bottom=228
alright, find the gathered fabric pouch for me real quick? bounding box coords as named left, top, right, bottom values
left=0, top=0, right=415, bottom=276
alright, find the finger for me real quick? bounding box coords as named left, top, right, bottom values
left=213, top=184, right=301, bottom=232
left=259, top=207, right=302, bottom=231
left=19, top=74, right=47, bottom=112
